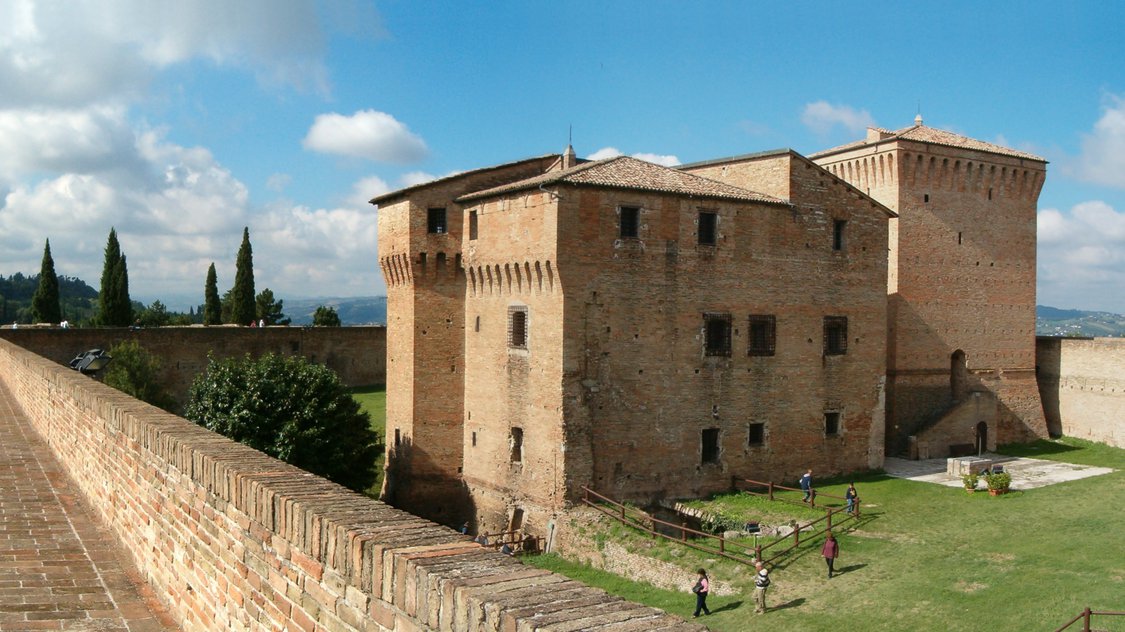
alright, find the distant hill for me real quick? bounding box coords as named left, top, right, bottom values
left=285, top=297, right=386, bottom=326
left=1036, top=305, right=1125, bottom=337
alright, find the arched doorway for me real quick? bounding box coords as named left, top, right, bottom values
left=975, top=421, right=988, bottom=455
left=951, top=350, right=967, bottom=402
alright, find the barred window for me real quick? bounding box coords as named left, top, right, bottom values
left=620, top=206, right=639, bottom=239
left=508, top=307, right=528, bottom=349
left=824, top=316, right=848, bottom=355
left=428, top=207, right=447, bottom=234
left=703, top=312, right=732, bottom=357
left=748, top=315, right=776, bottom=356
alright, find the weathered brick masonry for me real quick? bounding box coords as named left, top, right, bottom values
left=0, top=326, right=386, bottom=410
left=0, top=338, right=702, bottom=631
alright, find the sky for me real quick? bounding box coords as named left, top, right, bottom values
left=1, top=2, right=1123, bottom=313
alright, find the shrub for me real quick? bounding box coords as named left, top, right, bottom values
left=102, top=340, right=176, bottom=411
left=962, top=472, right=979, bottom=490
left=985, top=472, right=1012, bottom=492
left=185, top=353, right=382, bottom=492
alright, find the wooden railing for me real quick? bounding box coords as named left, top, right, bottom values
left=580, top=482, right=864, bottom=567
left=1054, top=607, right=1125, bottom=631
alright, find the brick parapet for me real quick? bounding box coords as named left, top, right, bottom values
left=0, top=338, right=702, bottom=631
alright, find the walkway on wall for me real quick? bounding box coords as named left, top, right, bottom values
left=0, top=382, right=176, bottom=631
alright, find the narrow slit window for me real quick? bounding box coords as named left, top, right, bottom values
left=824, top=316, right=848, bottom=355
left=748, top=315, right=776, bottom=356
left=510, top=427, right=523, bottom=463
left=833, top=220, right=846, bottom=251
left=620, top=206, right=639, bottom=239
left=698, top=211, right=718, bottom=246
left=469, top=210, right=479, bottom=240
left=703, top=312, right=732, bottom=357
left=427, top=207, right=447, bottom=234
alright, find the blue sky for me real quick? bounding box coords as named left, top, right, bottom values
left=1, top=1, right=1123, bottom=312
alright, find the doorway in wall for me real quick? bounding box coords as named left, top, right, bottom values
left=975, top=421, right=988, bottom=455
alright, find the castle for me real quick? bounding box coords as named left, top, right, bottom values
left=373, top=117, right=1048, bottom=538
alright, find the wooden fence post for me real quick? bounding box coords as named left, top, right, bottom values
left=1083, top=607, right=1092, bottom=632
left=827, top=509, right=833, bottom=531
left=681, top=522, right=687, bottom=542
left=768, top=482, right=774, bottom=501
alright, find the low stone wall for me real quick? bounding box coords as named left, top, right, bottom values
left=1037, top=337, right=1125, bottom=448
left=0, top=339, right=699, bottom=632
left=0, top=326, right=387, bottom=410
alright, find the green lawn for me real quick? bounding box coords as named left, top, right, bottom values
left=526, top=437, right=1125, bottom=631
left=349, top=384, right=386, bottom=497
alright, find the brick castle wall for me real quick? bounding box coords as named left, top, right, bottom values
left=1037, top=337, right=1125, bottom=448
left=0, top=326, right=386, bottom=411
left=0, top=338, right=702, bottom=631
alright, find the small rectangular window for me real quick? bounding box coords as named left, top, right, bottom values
left=474, top=315, right=480, bottom=332
left=701, top=428, right=720, bottom=464
left=394, top=428, right=401, bottom=447
left=747, top=315, right=776, bottom=356
left=427, top=207, right=447, bottom=234
left=510, top=427, right=523, bottom=463
left=471, top=431, right=477, bottom=447
left=703, top=312, right=732, bottom=357
left=698, top=211, right=718, bottom=246
left=508, top=307, right=528, bottom=349
left=469, top=210, right=479, bottom=240
left=824, top=412, right=841, bottom=436
left=620, top=206, right=639, bottom=239
left=824, top=316, right=848, bottom=355
left=748, top=423, right=765, bottom=447
left=833, top=220, right=846, bottom=251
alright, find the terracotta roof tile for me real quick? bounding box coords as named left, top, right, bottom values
left=457, top=156, right=787, bottom=205
left=810, top=124, right=1045, bottom=162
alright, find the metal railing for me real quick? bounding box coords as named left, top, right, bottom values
left=580, top=482, right=864, bottom=566
left=1054, top=607, right=1125, bottom=631
left=475, top=530, right=545, bottom=555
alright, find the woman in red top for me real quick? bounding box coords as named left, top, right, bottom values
left=822, top=532, right=840, bottom=578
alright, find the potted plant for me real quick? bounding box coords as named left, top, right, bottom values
left=962, top=472, right=979, bottom=493
left=985, top=472, right=1011, bottom=496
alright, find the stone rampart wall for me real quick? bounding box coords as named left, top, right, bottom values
left=0, top=326, right=386, bottom=410
left=0, top=339, right=699, bottom=632
left=1036, top=337, right=1125, bottom=448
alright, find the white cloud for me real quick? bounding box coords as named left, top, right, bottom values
left=1071, top=95, right=1125, bottom=189
left=801, top=101, right=876, bottom=135
left=0, top=106, right=150, bottom=180
left=399, top=171, right=440, bottom=187
left=266, top=173, right=291, bottom=192
left=587, top=147, right=680, bottom=166
left=303, top=110, right=428, bottom=163
left=1038, top=200, right=1125, bottom=312
left=0, top=0, right=344, bottom=108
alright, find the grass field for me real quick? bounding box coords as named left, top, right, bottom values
left=349, top=384, right=386, bottom=497
left=525, top=437, right=1125, bottom=631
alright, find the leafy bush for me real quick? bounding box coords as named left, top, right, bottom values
left=102, top=340, right=176, bottom=411
left=185, top=353, right=382, bottom=492
left=985, top=471, right=1012, bottom=492
left=962, top=472, right=979, bottom=490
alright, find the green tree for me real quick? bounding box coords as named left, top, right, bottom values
left=229, top=227, right=255, bottom=325
left=97, top=228, right=132, bottom=326
left=203, top=263, right=222, bottom=325
left=102, top=340, right=176, bottom=410
left=185, top=353, right=381, bottom=492
left=137, top=300, right=170, bottom=327
left=313, top=305, right=341, bottom=327
left=30, top=239, right=61, bottom=323
left=255, top=288, right=290, bottom=326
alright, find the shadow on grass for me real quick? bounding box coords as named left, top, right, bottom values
left=710, top=600, right=743, bottom=614
left=836, top=563, right=867, bottom=575
left=770, top=597, right=806, bottom=612
left=996, top=439, right=1084, bottom=459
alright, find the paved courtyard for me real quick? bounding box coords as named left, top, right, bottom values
left=0, top=383, right=176, bottom=631
left=884, top=454, right=1115, bottom=490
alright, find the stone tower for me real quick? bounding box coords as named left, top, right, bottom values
left=811, top=117, right=1048, bottom=455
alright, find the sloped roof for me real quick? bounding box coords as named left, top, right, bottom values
left=369, top=154, right=560, bottom=205
left=457, top=156, right=787, bottom=205
left=810, top=124, right=1045, bottom=162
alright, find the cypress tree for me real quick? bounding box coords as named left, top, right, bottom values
left=31, top=239, right=61, bottom=324
left=97, top=228, right=132, bottom=326
left=203, top=263, right=222, bottom=325
left=230, top=227, right=256, bottom=325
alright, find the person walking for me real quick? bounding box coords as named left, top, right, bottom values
left=691, top=568, right=711, bottom=618
left=822, top=532, right=839, bottom=578
left=845, top=483, right=859, bottom=515
left=800, top=469, right=813, bottom=503
left=753, top=562, right=770, bottom=614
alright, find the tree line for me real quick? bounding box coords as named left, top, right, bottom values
left=7, top=227, right=342, bottom=327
